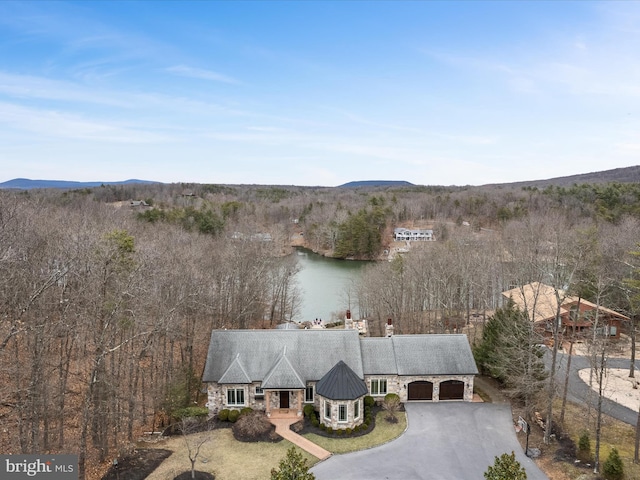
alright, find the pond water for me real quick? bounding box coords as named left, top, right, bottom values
left=292, top=248, right=369, bottom=323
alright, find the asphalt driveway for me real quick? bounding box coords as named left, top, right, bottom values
left=550, top=351, right=639, bottom=426
left=311, top=402, right=548, bottom=480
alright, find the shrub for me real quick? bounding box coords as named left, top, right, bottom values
left=577, top=432, right=591, bottom=462
left=233, top=411, right=272, bottom=441
left=484, top=451, right=527, bottom=480
left=173, top=406, right=209, bottom=420
left=240, top=407, right=253, bottom=416
left=217, top=409, right=230, bottom=422
left=345, top=428, right=352, bottom=435
left=228, top=410, right=240, bottom=423
left=382, top=393, right=401, bottom=422
left=602, top=448, right=624, bottom=480
left=336, top=429, right=344, bottom=436
left=311, top=417, right=319, bottom=428
left=319, top=423, right=327, bottom=431
left=364, top=396, right=375, bottom=408
left=270, top=446, right=315, bottom=480
left=303, top=404, right=315, bottom=417
left=326, top=427, right=333, bottom=435
left=383, top=393, right=400, bottom=403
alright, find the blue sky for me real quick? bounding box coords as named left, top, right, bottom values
left=0, top=1, right=639, bottom=186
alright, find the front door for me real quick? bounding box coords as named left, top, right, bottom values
left=280, top=391, right=290, bottom=408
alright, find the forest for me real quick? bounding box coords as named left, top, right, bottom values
left=1, top=178, right=639, bottom=479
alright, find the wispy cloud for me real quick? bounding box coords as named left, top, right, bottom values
left=166, top=65, right=240, bottom=85
left=0, top=101, right=171, bottom=143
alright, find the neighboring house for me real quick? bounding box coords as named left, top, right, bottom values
left=393, top=228, right=434, bottom=241
left=502, top=282, right=628, bottom=340
left=129, top=200, right=150, bottom=207
left=202, top=329, right=478, bottom=430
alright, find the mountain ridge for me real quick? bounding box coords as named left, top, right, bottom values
left=2, top=165, right=639, bottom=190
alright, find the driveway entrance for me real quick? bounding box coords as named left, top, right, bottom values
left=311, top=402, right=548, bottom=480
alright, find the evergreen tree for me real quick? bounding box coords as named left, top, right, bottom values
left=602, top=448, right=624, bottom=480
left=271, top=447, right=316, bottom=480
left=484, top=451, right=527, bottom=480
left=474, top=300, right=547, bottom=414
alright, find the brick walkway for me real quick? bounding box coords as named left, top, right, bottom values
left=269, top=414, right=332, bottom=460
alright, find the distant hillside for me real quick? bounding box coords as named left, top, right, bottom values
left=491, top=165, right=640, bottom=188
left=0, top=178, right=159, bottom=189
left=339, top=180, right=414, bottom=188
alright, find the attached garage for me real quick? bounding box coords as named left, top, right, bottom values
left=408, top=381, right=433, bottom=401
left=439, top=380, right=465, bottom=400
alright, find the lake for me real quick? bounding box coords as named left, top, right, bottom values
left=292, top=248, right=369, bottom=323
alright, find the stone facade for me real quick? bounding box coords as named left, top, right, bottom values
left=206, top=375, right=474, bottom=417
left=319, top=396, right=364, bottom=430
left=364, top=374, right=475, bottom=402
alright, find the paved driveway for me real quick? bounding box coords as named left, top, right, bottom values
left=550, top=351, right=639, bottom=426
left=311, top=402, right=548, bottom=480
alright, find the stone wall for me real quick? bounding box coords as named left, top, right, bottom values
left=319, top=396, right=364, bottom=430
left=364, top=375, right=475, bottom=402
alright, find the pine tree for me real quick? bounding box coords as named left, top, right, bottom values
left=602, top=448, right=624, bottom=480
left=484, top=451, right=527, bottom=480
left=270, top=447, right=316, bottom=480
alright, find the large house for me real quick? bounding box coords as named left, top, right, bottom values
left=202, top=329, right=478, bottom=429
left=393, top=228, right=434, bottom=241
left=502, top=282, right=628, bottom=339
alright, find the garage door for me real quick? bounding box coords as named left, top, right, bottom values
left=408, top=381, right=433, bottom=400
left=439, top=380, right=465, bottom=400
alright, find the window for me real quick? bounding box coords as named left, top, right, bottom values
left=354, top=399, right=360, bottom=419
left=305, top=385, right=314, bottom=403
left=324, top=401, right=331, bottom=420
left=370, top=379, right=388, bottom=396
left=227, top=388, right=245, bottom=406
left=255, top=386, right=264, bottom=398
left=338, top=404, right=347, bottom=423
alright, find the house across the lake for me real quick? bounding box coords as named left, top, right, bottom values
left=393, top=228, right=434, bottom=241
left=202, top=329, right=478, bottom=429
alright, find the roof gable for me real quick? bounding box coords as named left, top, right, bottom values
left=262, top=348, right=306, bottom=389
left=218, top=354, right=252, bottom=384
left=316, top=361, right=368, bottom=400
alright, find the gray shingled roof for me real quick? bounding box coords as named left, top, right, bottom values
left=262, top=348, right=306, bottom=389
left=203, top=330, right=478, bottom=388
left=218, top=354, right=252, bottom=384
left=316, top=361, right=368, bottom=400
left=202, top=329, right=364, bottom=386
left=361, top=334, right=478, bottom=375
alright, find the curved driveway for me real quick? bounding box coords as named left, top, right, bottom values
left=550, top=351, right=639, bottom=425
left=311, top=402, right=548, bottom=480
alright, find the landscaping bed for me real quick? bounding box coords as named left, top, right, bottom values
left=101, top=449, right=173, bottom=480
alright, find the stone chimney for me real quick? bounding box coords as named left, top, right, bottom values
left=385, top=318, right=394, bottom=337
left=345, top=309, right=353, bottom=329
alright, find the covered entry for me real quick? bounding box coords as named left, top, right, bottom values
left=408, top=381, right=433, bottom=400
left=439, top=380, right=465, bottom=400
left=279, top=391, right=290, bottom=408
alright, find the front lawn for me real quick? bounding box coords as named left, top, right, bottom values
left=302, top=411, right=407, bottom=454
left=145, top=429, right=317, bottom=480
left=142, top=410, right=407, bottom=479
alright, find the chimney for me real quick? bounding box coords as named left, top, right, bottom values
left=344, top=309, right=353, bottom=330
left=385, top=318, right=394, bottom=337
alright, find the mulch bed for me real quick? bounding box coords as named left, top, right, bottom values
left=232, top=422, right=282, bottom=443
left=296, top=406, right=393, bottom=438
left=101, top=449, right=173, bottom=480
